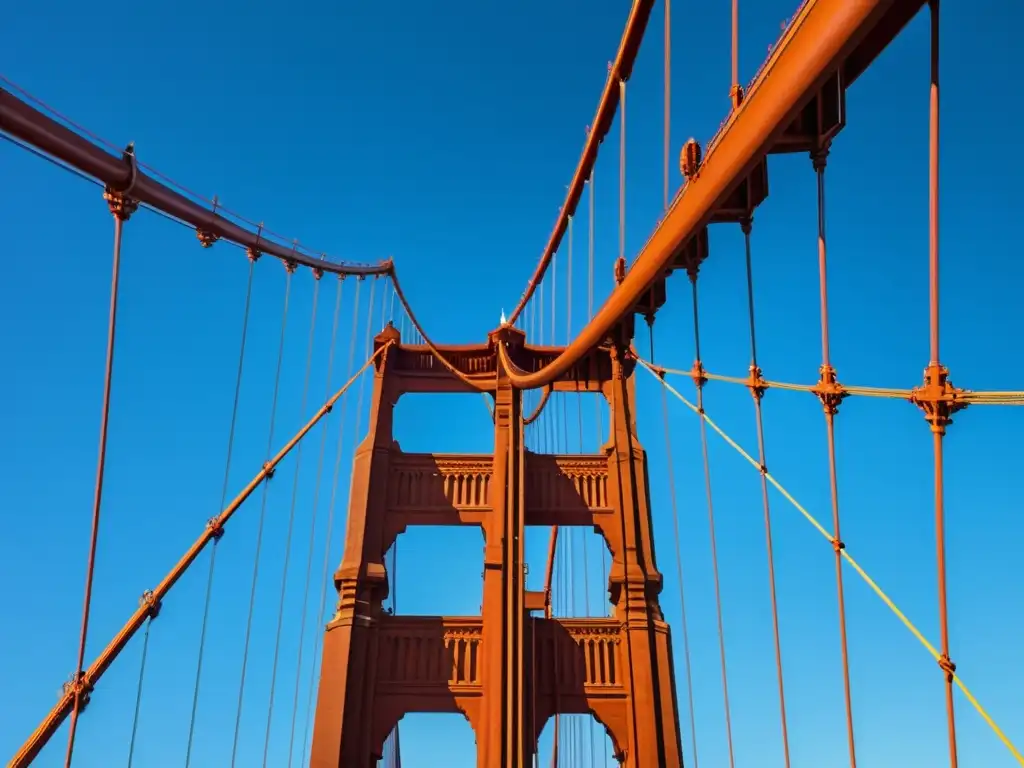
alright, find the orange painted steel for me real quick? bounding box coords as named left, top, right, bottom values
left=8, top=345, right=387, bottom=768
left=0, top=87, right=390, bottom=279
left=64, top=187, right=136, bottom=767
left=921, top=2, right=960, bottom=764
left=687, top=277, right=737, bottom=768
left=507, top=0, right=655, bottom=326
left=809, top=142, right=858, bottom=767
left=310, top=328, right=682, bottom=766
left=502, top=0, right=916, bottom=391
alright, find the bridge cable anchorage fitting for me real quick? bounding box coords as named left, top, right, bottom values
left=830, top=536, right=846, bottom=553
left=284, top=259, right=298, bottom=275
left=206, top=516, right=225, bottom=541
left=811, top=364, right=847, bottom=416
left=245, top=246, right=262, bottom=263
left=909, top=362, right=968, bottom=436
left=262, top=461, right=276, bottom=480
left=102, top=142, right=140, bottom=221
left=745, top=364, right=768, bottom=402
left=196, top=228, right=219, bottom=248
left=140, top=588, right=162, bottom=620
left=938, top=653, right=957, bottom=681
left=685, top=257, right=701, bottom=284
left=811, top=142, right=831, bottom=172
left=313, top=266, right=324, bottom=281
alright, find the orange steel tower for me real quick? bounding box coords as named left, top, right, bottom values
left=309, top=320, right=682, bottom=767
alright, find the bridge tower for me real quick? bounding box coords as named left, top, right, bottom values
left=309, top=321, right=683, bottom=767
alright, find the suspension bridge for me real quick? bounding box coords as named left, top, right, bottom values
left=1, top=0, right=1021, bottom=765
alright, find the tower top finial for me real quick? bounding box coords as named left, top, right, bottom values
left=500, top=309, right=507, bottom=326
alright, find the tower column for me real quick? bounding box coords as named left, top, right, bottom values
left=310, top=327, right=398, bottom=768
left=603, top=338, right=683, bottom=768
left=479, top=326, right=528, bottom=767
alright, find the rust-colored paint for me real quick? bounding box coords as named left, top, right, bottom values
left=0, top=88, right=389, bottom=279
left=8, top=348, right=385, bottom=768
left=309, top=324, right=682, bottom=766
left=501, top=0, right=925, bottom=391
left=0, top=2, right=945, bottom=765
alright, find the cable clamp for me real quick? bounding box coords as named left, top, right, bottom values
left=140, top=589, right=162, bottom=620
left=689, top=360, right=707, bottom=389
left=910, top=362, right=967, bottom=436
left=207, top=516, right=225, bottom=540
left=745, top=365, right=767, bottom=401
left=196, top=229, right=219, bottom=248
left=937, top=653, right=957, bottom=681
left=831, top=537, right=845, bottom=553
left=812, top=364, right=847, bottom=416
left=62, top=672, right=94, bottom=710
left=263, top=461, right=276, bottom=480
left=103, top=142, right=140, bottom=221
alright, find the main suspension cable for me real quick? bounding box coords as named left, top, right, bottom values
left=231, top=265, right=295, bottom=767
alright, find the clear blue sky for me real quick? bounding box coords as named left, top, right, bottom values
left=1, top=0, right=1021, bottom=766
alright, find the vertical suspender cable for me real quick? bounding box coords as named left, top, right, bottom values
left=652, top=329, right=699, bottom=768
left=288, top=276, right=345, bottom=766
left=299, top=276, right=367, bottom=765
left=263, top=274, right=322, bottom=766
left=730, top=0, right=741, bottom=108
left=664, top=0, right=671, bottom=211
left=811, top=144, right=858, bottom=767
left=925, top=3, right=959, bottom=765
left=740, top=220, right=791, bottom=768
left=184, top=253, right=257, bottom=766
left=126, top=611, right=153, bottom=767
left=689, top=275, right=736, bottom=768
left=65, top=190, right=135, bottom=767
left=231, top=265, right=295, bottom=768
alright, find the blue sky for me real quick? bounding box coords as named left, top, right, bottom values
left=1, top=0, right=1021, bottom=766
